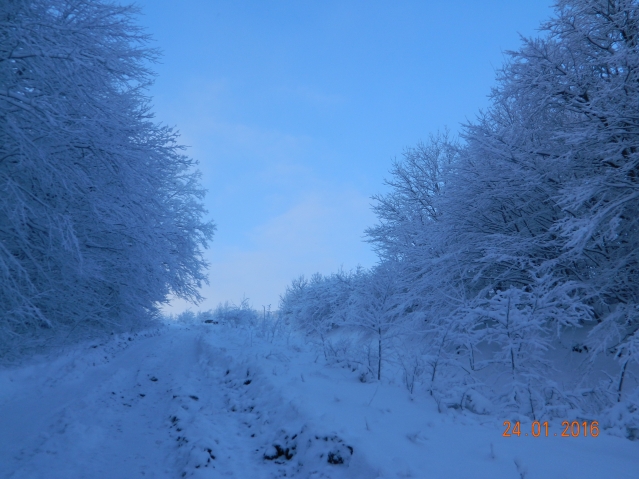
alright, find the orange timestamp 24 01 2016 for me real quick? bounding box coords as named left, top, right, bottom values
left=502, top=420, right=599, bottom=438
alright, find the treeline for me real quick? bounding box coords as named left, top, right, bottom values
left=172, top=300, right=288, bottom=345
left=0, top=0, right=214, bottom=356
left=280, top=0, right=639, bottom=433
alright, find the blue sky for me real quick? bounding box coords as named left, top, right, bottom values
left=135, top=0, right=555, bottom=313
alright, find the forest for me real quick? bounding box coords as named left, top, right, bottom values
left=279, top=0, right=639, bottom=434
left=0, top=0, right=215, bottom=357
left=1, top=1, right=638, bottom=470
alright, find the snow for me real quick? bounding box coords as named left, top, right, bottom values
left=1, top=321, right=637, bottom=478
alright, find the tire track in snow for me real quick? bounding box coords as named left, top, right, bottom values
left=1, top=324, right=376, bottom=478
left=193, top=331, right=377, bottom=479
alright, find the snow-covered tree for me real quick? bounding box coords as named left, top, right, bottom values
left=347, top=262, right=407, bottom=381
left=453, top=0, right=639, bottom=402
left=279, top=269, right=357, bottom=357
left=417, top=0, right=639, bottom=414
left=528, top=0, right=639, bottom=401
left=0, top=0, right=215, bottom=350
left=359, top=0, right=639, bottom=416
left=277, top=0, right=639, bottom=424
left=366, top=131, right=458, bottom=262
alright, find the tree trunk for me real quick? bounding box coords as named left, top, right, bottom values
left=618, top=360, right=629, bottom=403
left=378, top=328, right=382, bottom=381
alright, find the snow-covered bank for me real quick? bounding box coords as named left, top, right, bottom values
left=1, top=322, right=636, bottom=478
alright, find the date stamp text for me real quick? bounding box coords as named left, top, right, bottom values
left=502, top=421, right=599, bottom=437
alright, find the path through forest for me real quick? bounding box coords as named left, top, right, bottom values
left=1, top=322, right=636, bottom=478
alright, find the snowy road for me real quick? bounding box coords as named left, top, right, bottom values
left=1, top=323, right=637, bottom=478
left=0, top=325, right=374, bottom=478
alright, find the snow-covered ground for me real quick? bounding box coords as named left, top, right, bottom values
left=1, top=321, right=637, bottom=478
